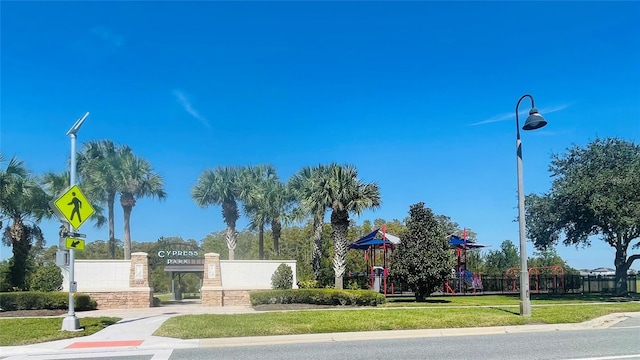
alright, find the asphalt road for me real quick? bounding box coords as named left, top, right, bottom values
left=170, top=326, right=640, bottom=360
left=7, top=318, right=638, bottom=360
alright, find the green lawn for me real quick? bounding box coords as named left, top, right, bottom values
left=0, top=317, right=121, bottom=346
left=154, top=301, right=640, bottom=339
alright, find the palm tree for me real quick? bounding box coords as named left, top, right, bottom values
left=0, top=154, right=51, bottom=289
left=267, top=180, right=295, bottom=256
left=325, top=163, right=381, bottom=289
left=239, top=165, right=276, bottom=260
left=78, top=140, right=131, bottom=258
left=239, top=165, right=293, bottom=259
left=191, top=166, right=243, bottom=260
left=116, top=152, right=166, bottom=260
left=289, top=164, right=331, bottom=280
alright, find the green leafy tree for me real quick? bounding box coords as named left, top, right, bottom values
left=372, top=218, right=405, bottom=239
left=484, top=240, right=520, bottom=274
left=0, top=154, right=51, bottom=290
left=117, top=152, right=167, bottom=260
left=525, top=138, right=640, bottom=295
left=389, top=202, right=455, bottom=301
left=325, top=163, right=381, bottom=289
left=37, top=245, right=60, bottom=265
left=271, top=263, right=293, bottom=290
left=528, top=247, right=575, bottom=271
left=464, top=250, right=486, bottom=274
left=74, top=240, right=124, bottom=259
left=275, top=219, right=331, bottom=282
left=0, top=260, right=10, bottom=292
left=29, top=262, right=63, bottom=291
left=201, top=229, right=257, bottom=260
left=192, top=166, right=243, bottom=260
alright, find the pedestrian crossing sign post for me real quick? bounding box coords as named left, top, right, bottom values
left=65, top=238, right=85, bottom=250
left=52, top=185, right=95, bottom=230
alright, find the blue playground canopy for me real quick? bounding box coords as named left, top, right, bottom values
left=448, top=235, right=488, bottom=249
left=348, top=228, right=398, bottom=250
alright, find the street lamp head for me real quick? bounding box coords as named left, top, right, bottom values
left=66, top=112, right=90, bottom=136
left=522, top=108, right=547, bottom=131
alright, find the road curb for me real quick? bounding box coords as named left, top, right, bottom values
left=196, top=314, right=640, bottom=349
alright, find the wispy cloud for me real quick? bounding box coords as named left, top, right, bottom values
left=173, top=90, right=211, bottom=128
left=91, top=26, right=124, bottom=47
left=469, top=104, right=571, bottom=127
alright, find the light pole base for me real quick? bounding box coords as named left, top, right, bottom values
left=520, top=299, right=532, bottom=317
left=61, top=315, right=82, bottom=332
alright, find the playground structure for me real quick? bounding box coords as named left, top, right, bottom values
left=347, top=225, right=399, bottom=295
left=348, top=226, right=491, bottom=296
left=443, top=231, right=487, bottom=294
left=505, top=265, right=565, bottom=294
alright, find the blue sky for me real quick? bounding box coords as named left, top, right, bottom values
left=1, top=1, right=639, bottom=270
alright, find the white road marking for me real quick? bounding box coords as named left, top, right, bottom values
left=151, top=349, right=174, bottom=360
left=610, top=325, right=640, bottom=330
left=564, top=355, right=640, bottom=360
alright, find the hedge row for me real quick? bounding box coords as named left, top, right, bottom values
left=0, top=292, right=97, bottom=311
left=250, top=289, right=386, bottom=306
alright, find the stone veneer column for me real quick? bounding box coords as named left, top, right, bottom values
left=128, top=252, right=153, bottom=307
left=130, top=252, right=150, bottom=287
left=201, top=253, right=223, bottom=306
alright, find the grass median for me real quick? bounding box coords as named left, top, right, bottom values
left=0, top=317, right=121, bottom=346
left=154, top=301, right=640, bottom=339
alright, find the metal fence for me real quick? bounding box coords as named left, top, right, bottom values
left=384, top=274, right=638, bottom=295
left=468, top=274, right=637, bottom=295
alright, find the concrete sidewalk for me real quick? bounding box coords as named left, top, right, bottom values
left=1, top=305, right=639, bottom=358
left=0, top=303, right=254, bottom=357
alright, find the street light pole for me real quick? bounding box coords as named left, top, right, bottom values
left=515, top=95, right=547, bottom=317
left=61, top=112, right=89, bottom=332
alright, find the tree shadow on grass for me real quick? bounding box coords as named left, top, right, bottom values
left=389, top=298, right=451, bottom=304
left=490, top=307, right=519, bottom=316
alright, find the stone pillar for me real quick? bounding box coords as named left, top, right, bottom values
left=201, top=253, right=223, bottom=306
left=128, top=252, right=153, bottom=307
left=130, top=252, right=150, bottom=287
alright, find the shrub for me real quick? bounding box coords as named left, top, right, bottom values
left=271, top=263, right=293, bottom=290
left=0, top=292, right=97, bottom=311
left=29, top=263, right=63, bottom=292
left=298, top=279, right=319, bottom=289
left=0, top=262, right=10, bottom=292
left=250, top=289, right=386, bottom=307
left=347, top=279, right=363, bottom=290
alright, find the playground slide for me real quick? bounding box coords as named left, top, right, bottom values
left=463, top=270, right=483, bottom=290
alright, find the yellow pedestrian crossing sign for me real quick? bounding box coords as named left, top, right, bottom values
left=65, top=238, right=85, bottom=250
left=53, top=185, right=95, bottom=230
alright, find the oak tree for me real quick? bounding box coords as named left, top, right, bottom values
left=525, top=138, right=640, bottom=295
